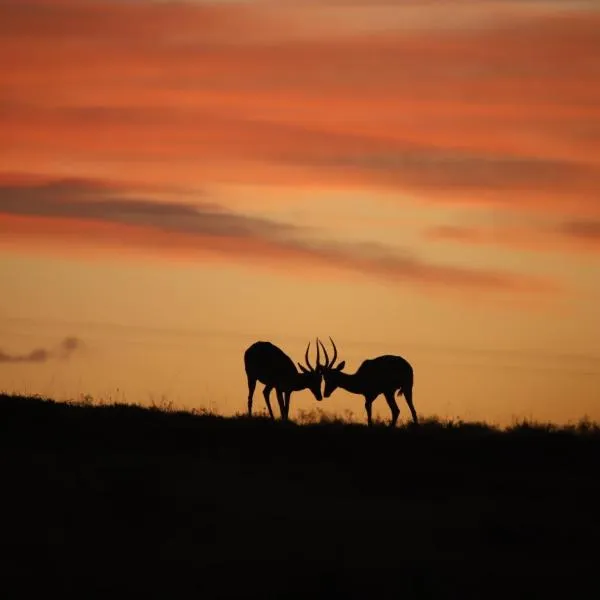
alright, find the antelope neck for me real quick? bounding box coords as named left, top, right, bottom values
left=293, top=372, right=314, bottom=391
left=334, top=370, right=363, bottom=394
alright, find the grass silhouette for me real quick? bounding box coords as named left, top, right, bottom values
left=2, top=393, right=599, bottom=599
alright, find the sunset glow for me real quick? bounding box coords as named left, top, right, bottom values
left=2, top=0, right=599, bottom=424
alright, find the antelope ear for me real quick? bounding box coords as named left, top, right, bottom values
left=336, top=361, right=346, bottom=371
left=297, top=363, right=309, bottom=373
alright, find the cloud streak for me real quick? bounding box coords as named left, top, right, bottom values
left=1, top=0, right=596, bottom=301
left=0, top=337, right=83, bottom=364
left=559, top=221, right=600, bottom=242
left=0, top=177, right=557, bottom=294
left=426, top=218, right=600, bottom=255
left=0, top=178, right=293, bottom=239
left=1, top=0, right=599, bottom=217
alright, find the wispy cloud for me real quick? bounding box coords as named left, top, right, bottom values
left=426, top=217, right=600, bottom=255
left=0, top=178, right=293, bottom=239
left=1, top=0, right=598, bottom=216
left=559, top=220, right=600, bottom=242
left=0, top=177, right=556, bottom=294
left=1, top=0, right=596, bottom=301
left=0, top=336, right=83, bottom=364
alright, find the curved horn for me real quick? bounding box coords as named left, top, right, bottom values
left=329, top=336, right=338, bottom=368
left=304, top=341, right=314, bottom=371
left=315, top=337, right=321, bottom=370
left=318, top=338, right=329, bottom=369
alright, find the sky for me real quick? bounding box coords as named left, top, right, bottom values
left=1, top=0, right=599, bottom=425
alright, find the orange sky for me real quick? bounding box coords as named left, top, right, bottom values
left=1, top=0, right=599, bottom=425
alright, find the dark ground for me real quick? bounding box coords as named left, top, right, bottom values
left=1, top=393, right=599, bottom=599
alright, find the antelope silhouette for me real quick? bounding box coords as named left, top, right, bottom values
left=244, top=340, right=323, bottom=421
left=318, top=337, right=417, bottom=427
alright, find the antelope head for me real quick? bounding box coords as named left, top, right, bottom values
left=297, top=340, right=324, bottom=401
left=317, top=337, right=346, bottom=397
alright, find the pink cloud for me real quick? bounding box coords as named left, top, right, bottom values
left=0, top=0, right=598, bottom=219
left=0, top=176, right=558, bottom=295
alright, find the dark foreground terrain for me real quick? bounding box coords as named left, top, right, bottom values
left=2, top=394, right=600, bottom=599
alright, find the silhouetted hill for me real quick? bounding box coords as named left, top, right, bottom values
left=2, top=393, right=599, bottom=599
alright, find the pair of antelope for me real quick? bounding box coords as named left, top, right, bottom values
left=244, top=338, right=418, bottom=427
